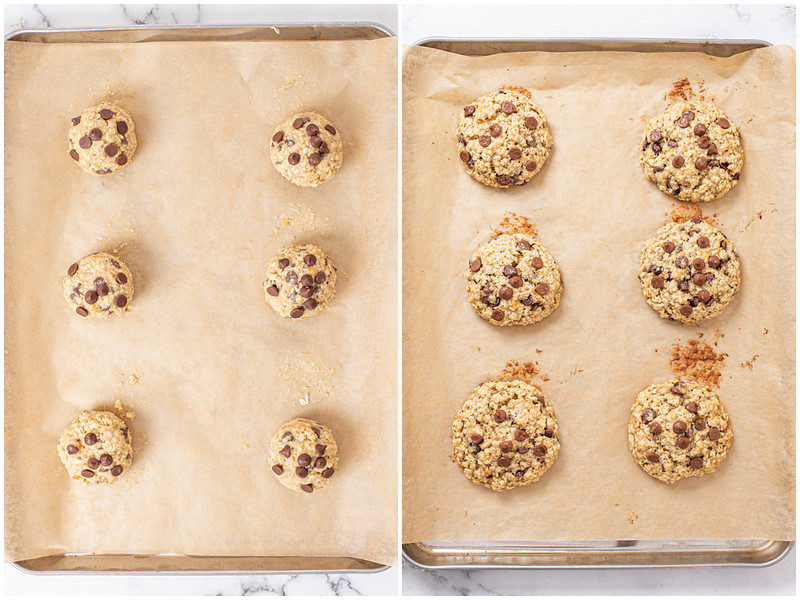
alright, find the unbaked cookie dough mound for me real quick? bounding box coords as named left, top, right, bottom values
left=639, top=100, right=743, bottom=202
left=466, top=232, right=562, bottom=326
left=264, top=243, right=337, bottom=319
left=58, top=410, right=133, bottom=485
left=639, top=218, right=740, bottom=324
left=452, top=380, right=560, bottom=492
left=268, top=417, right=338, bottom=493
left=628, top=379, right=732, bottom=484
left=63, top=252, right=134, bottom=319
left=270, top=111, right=343, bottom=187
left=68, top=102, right=137, bottom=175
left=456, top=88, right=553, bottom=188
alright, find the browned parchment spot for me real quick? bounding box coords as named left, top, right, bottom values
left=490, top=213, right=539, bottom=239
left=665, top=77, right=693, bottom=102
left=670, top=334, right=727, bottom=387
left=741, top=203, right=778, bottom=232
left=499, top=360, right=549, bottom=383
left=666, top=204, right=721, bottom=228
left=502, top=85, right=532, bottom=99
left=740, top=355, right=759, bottom=370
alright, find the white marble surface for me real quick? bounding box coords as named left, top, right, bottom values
left=401, top=3, right=795, bottom=595
left=4, top=4, right=398, bottom=596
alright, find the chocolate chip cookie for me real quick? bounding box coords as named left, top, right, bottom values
left=264, top=243, right=336, bottom=319
left=63, top=252, right=134, bottom=319
left=456, top=88, right=553, bottom=188
left=453, top=380, right=560, bottom=491
left=639, top=100, right=743, bottom=202
left=268, top=417, right=338, bottom=493
left=58, top=410, right=133, bottom=484
left=68, top=102, right=137, bottom=175
left=466, top=232, right=562, bottom=326
left=270, top=111, right=343, bottom=187
left=628, top=379, right=732, bottom=484
left=639, top=218, right=740, bottom=324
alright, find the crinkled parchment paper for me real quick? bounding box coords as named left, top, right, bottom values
left=5, top=36, right=397, bottom=565
left=402, top=44, right=794, bottom=544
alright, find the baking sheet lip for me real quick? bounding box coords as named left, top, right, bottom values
left=411, top=35, right=773, bottom=50
left=402, top=540, right=794, bottom=570
left=11, top=555, right=390, bottom=576
left=3, top=21, right=396, bottom=42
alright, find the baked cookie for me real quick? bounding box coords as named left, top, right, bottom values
left=63, top=252, right=134, bottom=319
left=57, top=410, right=133, bottom=484
left=639, top=217, right=740, bottom=324
left=628, top=379, right=732, bottom=484
left=264, top=243, right=336, bottom=319
left=466, top=232, right=562, bottom=326
left=456, top=88, right=553, bottom=188
left=270, top=111, right=343, bottom=187
left=639, top=100, right=743, bottom=202
left=68, top=102, right=137, bottom=175
left=268, top=417, right=338, bottom=493
left=452, top=380, right=560, bottom=491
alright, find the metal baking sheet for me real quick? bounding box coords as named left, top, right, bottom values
left=6, top=22, right=393, bottom=575
left=403, top=36, right=791, bottom=570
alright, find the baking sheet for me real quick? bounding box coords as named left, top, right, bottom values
left=402, top=44, right=795, bottom=545
left=5, top=34, right=397, bottom=566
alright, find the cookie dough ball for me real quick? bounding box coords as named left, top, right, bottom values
left=68, top=102, right=137, bottom=175
left=268, top=417, right=338, bottom=493
left=639, top=218, right=740, bottom=324
left=270, top=112, right=343, bottom=187
left=466, top=232, right=562, bottom=326
left=264, top=243, right=336, bottom=319
left=639, top=100, right=743, bottom=202
left=63, top=252, right=134, bottom=319
left=58, top=410, right=133, bottom=485
left=453, top=380, right=560, bottom=491
left=456, top=88, right=553, bottom=188
left=628, top=379, right=732, bottom=484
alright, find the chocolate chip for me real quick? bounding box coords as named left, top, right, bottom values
left=89, top=128, right=102, bottom=141
left=672, top=420, right=687, bottom=434
left=693, top=258, right=705, bottom=270
left=696, top=236, right=710, bottom=249
left=66, top=263, right=80, bottom=277
left=494, top=409, right=507, bottom=423
left=112, top=273, right=127, bottom=286
left=69, top=149, right=80, bottom=161
left=709, top=427, right=720, bottom=441
left=280, top=445, right=291, bottom=457
left=67, top=445, right=79, bottom=454
left=310, top=135, right=323, bottom=148
left=650, top=422, right=663, bottom=435
left=695, top=418, right=706, bottom=431
left=679, top=304, right=693, bottom=317
left=525, top=160, right=537, bottom=172
left=498, top=286, right=513, bottom=300
left=496, top=174, right=511, bottom=186
left=678, top=117, right=689, bottom=128
left=718, top=118, right=730, bottom=129
left=325, top=124, right=337, bottom=135
left=652, top=143, right=661, bottom=155
left=690, top=457, right=703, bottom=469
left=663, top=242, right=675, bottom=253
left=544, top=428, right=554, bottom=438
left=266, top=285, right=279, bottom=297
left=535, top=282, right=550, bottom=296
left=115, top=295, right=127, bottom=308
left=534, top=444, right=547, bottom=457
left=292, top=118, right=305, bottom=129
left=707, top=143, right=718, bottom=155
left=87, top=457, right=100, bottom=469
left=689, top=297, right=700, bottom=308
left=459, top=150, right=471, bottom=163
left=71, top=116, right=81, bottom=126
left=647, top=453, right=660, bottom=463
left=500, top=102, right=515, bottom=114
left=692, top=122, right=707, bottom=135
left=508, top=276, right=523, bottom=289
left=491, top=309, right=504, bottom=321
left=282, top=431, right=294, bottom=441
left=695, top=157, right=708, bottom=170
left=508, top=147, right=522, bottom=160
left=79, top=136, right=92, bottom=149
left=117, top=155, right=128, bottom=166
left=676, top=256, right=689, bottom=268
left=478, top=135, right=491, bottom=147
left=671, top=384, right=684, bottom=395
left=300, top=274, right=314, bottom=287
left=693, top=273, right=707, bottom=286
left=290, top=307, right=304, bottom=318
left=679, top=281, right=690, bottom=291
left=100, top=454, right=113, bottom=466
left=303, top=299, right=317, bottom=310
left=100, top=108, right=113, bottom=120
left=686, top=401, right=698, bottom=413
left=676, top=436, right=690, bottom=449
left=642, top=408, right=656, bottom=422
left=311, top=457, right=326, bottom=470
left=81, top=470, right=95, bottom=478
left=698, top=135, right=710, bottom=149
left=319, top=142, right=330, bottom=155
left=84, top=433, right=97, bottom=445
left=315, top=272, right=326, bottom=284
left=526, top=138, right=537, bottom=147
left=296, top=467, right=309, bottom=478
left=76, top=307, right=89, bottom=317
left=510, top=430, right=527, bottom=442
left=667, top=139, right=678, bottom=147
left=319, top=468, right=333, bottom=479
left=288, top=153, right=300, bottom=165
left=272, top=131, right=284, bottom=143
left=651, top=276, right=664, bottom=289
left=698, top=289, right=711, bottom=303
left=531, top=257, right=544, bottom=269
left=464, top=105, right=476, bottom=117
left=499, top=441, right=514, bottom=453
left=95, top=282, right=109, bottom=296
left=672, top=156, right=685, bottom=168
left=117, top=120, right=128, bottom=135
left=650, top=130, right=662, bottom=142
left=306, top=124, right=320, bottom=137
left=297, top=453, right=311, bottom=467
left=308, top=153, right=321, bottom=166
left=272, top=465, right=283, bottom=475
left=489, top=124, right=502, bottom=137
left=517, top=240, right=531, bottom=252
left=497, top=457, right=511, bottom=467
left=525, top=116, right=538, bottom=130
left=278, top=258, right=290, bottom=269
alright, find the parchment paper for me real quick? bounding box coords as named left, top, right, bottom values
left=402, top=44, right=795, bottom=544
left=5, top=36, right=397, bottom=565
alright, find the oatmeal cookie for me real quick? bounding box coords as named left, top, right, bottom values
left=270, top=111, right=343, bottom=187
left=63, top=252, right=134, bottom=319
left=264, top=243, right=336, bottom=319
left=68, top=102, right=137, bottom=175
left=57, top=410, right=133, bottom=484
left=268, top=417, right=338, bottom=493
